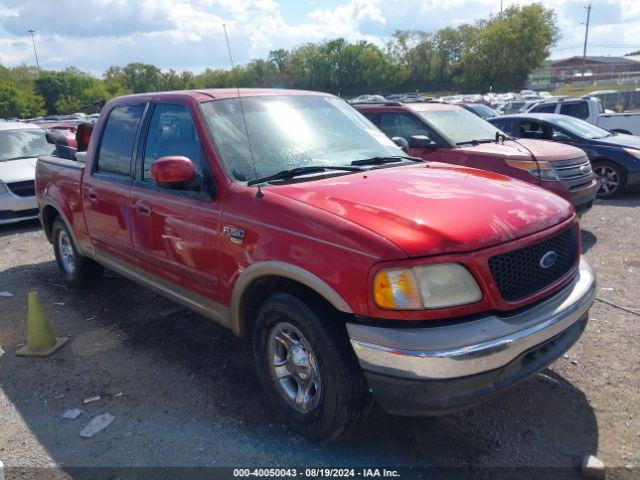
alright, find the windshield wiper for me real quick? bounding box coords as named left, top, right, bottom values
left=351, top=155, right=423, bottom=166
left=456, top=139, right=495, bottom=146
left=246, top=165, right=363, bottom=186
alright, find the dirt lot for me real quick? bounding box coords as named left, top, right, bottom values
left=0, top=195, right=639, bottom=480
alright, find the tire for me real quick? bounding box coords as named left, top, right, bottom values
left=52, top=217, right=103, bottom=288
left=253, top=292, right=371, bottom=441
left=592, top=159, right=626, bottom=198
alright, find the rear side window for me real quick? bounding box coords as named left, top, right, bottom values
left=96, top=105, right=145, bottom=176
left=531, top=103, right=556, bottom=113
left=560, top=102, right=589, bottom=120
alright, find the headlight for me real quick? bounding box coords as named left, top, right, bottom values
left=506, top=160, right=560, bottom=181
left=373, top=263, right=482, bottom=310
left=0, top=183, right=8, bottom=194
left=623, top=148, right=640, bottom=160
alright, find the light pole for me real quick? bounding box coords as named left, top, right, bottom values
left=28, top=30, right=41, bottom=74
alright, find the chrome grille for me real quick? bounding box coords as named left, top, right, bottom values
left=551, top=156, right=593, bottom=191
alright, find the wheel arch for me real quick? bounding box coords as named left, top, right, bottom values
left=39, top=199, right=83, bottom=253
left=230, top=261, right=354, bottom=339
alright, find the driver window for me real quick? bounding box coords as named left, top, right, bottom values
left=143, top=103, right=204, bottom=181
left=378, top=113, right=433, bottom=142
left=518, top=120, right=551, bottom=140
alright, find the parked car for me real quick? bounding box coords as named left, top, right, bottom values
left=37, top=89, right=596, bottom=440
left=0, top=122, right=54, bottom=224
left=460, top=102, right=500, bottom=119
left=497, top=101, right=527, bottom=115
left=489, top=113, right=640, bottom=198
left=353, top=101, right=598, bottom=214
left=527, top=97, right=640, bottom=135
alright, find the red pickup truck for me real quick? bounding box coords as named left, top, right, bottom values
left=353, top=102, right=599, bottom=215
left=36, top=89, right=596, bottom=440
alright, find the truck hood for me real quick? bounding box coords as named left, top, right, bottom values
left=459, top=139, right=585, bottom=161
left=270, top=163, right=573, bottom=258
left=0, top=157, right=37, bottom=183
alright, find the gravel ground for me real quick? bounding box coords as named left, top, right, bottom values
left=0, top=195, right=638, bottom=480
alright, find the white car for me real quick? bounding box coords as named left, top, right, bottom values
left=0, top=122, right=54, bottom=225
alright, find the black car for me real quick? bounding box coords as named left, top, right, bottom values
left=489, top=113, right=640, bottom=198
left=460, top=103, right=499, bottom=119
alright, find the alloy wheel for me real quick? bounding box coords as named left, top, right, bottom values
left=267, top=322, right=322, bottom=413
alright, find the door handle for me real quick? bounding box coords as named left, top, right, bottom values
left=87, top=189, right=98, bottom=202
left=136, top=200, right=151, bottom=216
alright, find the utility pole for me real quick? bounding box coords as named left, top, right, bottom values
left=581, top=4, right=591, bottom=81
left=28, top=30, right=41, bottom=74
left=500, top=0, right=503, bottom=13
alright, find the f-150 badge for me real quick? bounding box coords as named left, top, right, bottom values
left=223, top=226, right=245, bottom=244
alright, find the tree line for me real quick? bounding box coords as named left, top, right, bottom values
left=0, top=4, right=558, bottom=118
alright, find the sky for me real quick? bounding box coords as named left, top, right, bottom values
left=0, top=0, right=639, bottom=75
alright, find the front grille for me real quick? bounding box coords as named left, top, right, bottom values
left=7, top=180, right=35, bottom=197
left=551, top=156, right=593, bottom=191
left=488, top=227, right=579, bottom=302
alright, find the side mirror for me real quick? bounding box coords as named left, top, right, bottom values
left=76, top=122, right=93, bottom=152
left=391, top=136, right=409, bottom=151
left=151, top=156, right=197, bottom=187
left=409, top=135, right=437, bottom=149
left=552, top=133, right=572, bottom=142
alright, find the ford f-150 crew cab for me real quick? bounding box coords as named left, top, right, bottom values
left=353, top=101, right=599, bottom=215
left=36, top=89, right=597, bottom=440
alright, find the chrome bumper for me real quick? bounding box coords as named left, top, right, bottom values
left=348, top=257, right=596, bottom=380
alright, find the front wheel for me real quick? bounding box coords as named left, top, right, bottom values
left=593, top=160, right=626, bottom=198
left=52, top=217, right=104, bottom=288
left=253, top=293, right=370, bottom=441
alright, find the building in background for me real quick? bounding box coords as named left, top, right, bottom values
left=550, top=56, right=640, bottom=83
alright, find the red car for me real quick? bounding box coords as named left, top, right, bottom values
left=36, top=89, right=596, bottom=440
left=354, top=102, right=599, bottom=215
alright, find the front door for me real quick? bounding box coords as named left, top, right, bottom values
left=129, top=101, right=222, bottom=303
left=376, top=112, right=443, bottom=161
left=83, top=103, right=146, bottom=265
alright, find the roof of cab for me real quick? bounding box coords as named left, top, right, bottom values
left=108, top=88, right=334, bottom=105
left=0, top=121, right=44, bottom=131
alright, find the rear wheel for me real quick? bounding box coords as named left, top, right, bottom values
left=593, top=160, right=626, bottom=198
left=253, top=292, right=370, bottom=441
left=52, top=217, right=103, bottom=288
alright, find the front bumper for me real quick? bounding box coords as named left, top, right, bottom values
left=347, top=257, right=596, bottom=415
left=0, top=191, right=38, bottom=225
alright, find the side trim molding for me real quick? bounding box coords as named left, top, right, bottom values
left=96, top=251, right=232, bottom=328
left=230, top=261, right=353, bottom=337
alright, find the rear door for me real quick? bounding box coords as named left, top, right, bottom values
left=129, top=101, right=223, bottom=303
left=83, top=103, right=146, bottom=264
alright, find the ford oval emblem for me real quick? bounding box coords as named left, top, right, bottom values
left=540, top=251, right=558, bottom=269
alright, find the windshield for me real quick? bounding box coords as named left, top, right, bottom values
left=200, top=95, right=403, bottom=182
left=417, top=108, right=500, bottom=145
left=552, top=116, right=611, bottom=139
left=0, top=129, right=53, bottom=162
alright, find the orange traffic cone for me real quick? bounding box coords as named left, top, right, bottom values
left=16, top=292, right=68, bottom=357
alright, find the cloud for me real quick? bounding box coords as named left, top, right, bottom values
left=0, top=0, right=638, bottom=75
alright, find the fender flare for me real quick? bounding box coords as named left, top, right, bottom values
left=230, top=261, right=354, bottom=337
left=39, top=198, right=86, bottom=255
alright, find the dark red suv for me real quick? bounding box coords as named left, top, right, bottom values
left=354, top=102, right=599, bottom=215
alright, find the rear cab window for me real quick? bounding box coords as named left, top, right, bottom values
left=530, top=103, right=557, bottom=114
left=95, top=104, right=146, bottom=178
left=560, top=101, right=589, bottom=120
